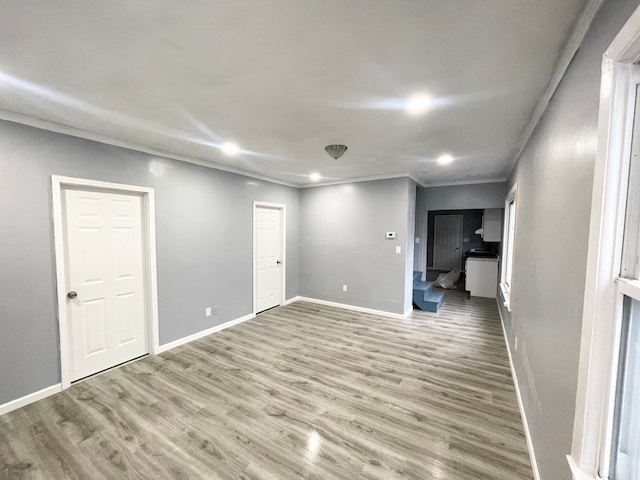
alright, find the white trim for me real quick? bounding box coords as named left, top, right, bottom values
left=508, top=0, right=604, bottom=175
left=617, top=277, right=640, bottom=298
left=283, top=296, right=301, bottom=306
left=0, top=384, right=62, bottom=416
left=296, top=296, right=408, bottom=319
left=419, top=177, right=508, bottom=188
left=253, top=202, right=287, bottom=315
left=51, top=175, right=160, bottom=389
left=304, top=172, right=422, bottom=188
left=568, top=455, right=601, bottom=480
left=571, top=5, right=640, bottom=477
left=0, top=109, right=298, bottom=188
left=156, top=313, right=255, bottom=353
left=496, top=300, right=541, bottom=480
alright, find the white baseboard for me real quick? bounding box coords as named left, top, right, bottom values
left=283, top=296, right=301, bottom=306
left=296, top=296, right=407, bottom=319
left=496, top=300, right=541, bottom=480
left=157, top=312, right=256, bottom=353
left=0, top=384, right=62, bottom=416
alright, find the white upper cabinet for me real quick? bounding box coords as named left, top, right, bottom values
left=482, top=209, right=503, bottom=242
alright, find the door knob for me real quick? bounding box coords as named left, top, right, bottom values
left=67, top=291, right=78, bottom=299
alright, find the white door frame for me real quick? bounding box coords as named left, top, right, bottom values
left=52, top=175, right=159, bottom=389
left=253, top=201, right=286, bottom=314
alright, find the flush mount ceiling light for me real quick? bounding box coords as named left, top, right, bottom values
left=406, top=94, right=432, bottom=116
left=324, top=144, right=348, bottom=160
left=221, top=142, right=239, bottom=156
left=437, top=153, right=454, bottom=165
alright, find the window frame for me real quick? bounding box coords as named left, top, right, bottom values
left=569, top=7, right=640, bottom=479
left=500, top=183, right=518, bottom=311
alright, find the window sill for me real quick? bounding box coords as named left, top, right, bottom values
left=500, top=283, right=512, bottom=312
left=567, top=455, right=600, bottom=480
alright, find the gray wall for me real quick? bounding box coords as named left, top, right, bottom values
left=299, top=178, right=414, bottom=315
left=404, top=182, right=417, bottom=313
left=498, top=1, right=640, bottom=478
left=414, top=182, right=506, bottom=272
left=0, top=119, right=300, bottom=405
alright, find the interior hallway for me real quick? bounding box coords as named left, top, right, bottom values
left=0, top=293, right=532, bottom=479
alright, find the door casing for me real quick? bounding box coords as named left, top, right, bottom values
left=52, top=175, right=159, bottom=389
left=253, top=201, right=286, bottom=314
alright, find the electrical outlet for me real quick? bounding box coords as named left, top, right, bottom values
left=213, top=306, right=218, bottom=316
left=395, top=245, right=402, bottom=254
left=415, top=237, right=420, bottom=244
left=343, top=284, right=348, bottom=292
left=205, top=307, right=212, bottom=317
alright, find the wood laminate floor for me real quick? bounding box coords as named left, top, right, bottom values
left=0, top=292, right=533, bottom=479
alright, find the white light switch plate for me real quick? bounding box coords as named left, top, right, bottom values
left=205, top=307, right=212, bottom=317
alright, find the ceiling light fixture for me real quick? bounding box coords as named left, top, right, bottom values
left=437, top=153, right=454, bottom=165
left=406, top=94, right=432, bottom=116
left=324, top=144, right=348, bottom=160
left=310, top=172, right=321, bottom=182
left=221, top=142, right=239, bottom=156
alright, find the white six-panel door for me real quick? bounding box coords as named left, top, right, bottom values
left=255, top=206, right=282, bottom=313
left=63, top=188, right=148, bottom=381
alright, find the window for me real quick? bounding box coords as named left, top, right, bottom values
left=500, top=183, right=517, bottom=310
left=609, top=297, right=640, bottom=479
left=569, top=10, right=640, bottom=480
left=607, top=84, right=640, bottom=480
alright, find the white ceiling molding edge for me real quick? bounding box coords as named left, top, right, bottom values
left=507, top=0, right=605, bottom=176
left=420, top=178, right=508, bottom=188
left=0, top=109, right=299, bottom=188
left=305, top=172, right=423, bottom=189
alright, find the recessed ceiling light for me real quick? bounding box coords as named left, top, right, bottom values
left=437, top=154, right=454, bottom=165
left=221, top=142, right=239, bottom=156
left=406, top=94, right=432, bottom=116
left=310, top=172, right=321, bottom=182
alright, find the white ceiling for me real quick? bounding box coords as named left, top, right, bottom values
left=0, top=0, right=589, bottom=187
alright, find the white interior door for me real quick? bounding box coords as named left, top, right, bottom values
left=255, top=206, right=282, bottom=313
left=63, top=188, right=148, bottom=381
left=433, top=215, right=462, bottom=270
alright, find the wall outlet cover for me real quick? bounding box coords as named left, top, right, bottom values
left=205, top=307, right=212, bottom=317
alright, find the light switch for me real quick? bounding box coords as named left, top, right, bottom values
left=386, top=232, right=396, bottom=239
left=395, top=246, right=402, bottom=254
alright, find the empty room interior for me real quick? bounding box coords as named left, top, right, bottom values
left=4, top=1, right=640, bottom=479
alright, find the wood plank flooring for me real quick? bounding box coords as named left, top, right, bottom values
left=0, top=292, right=532, bottom=479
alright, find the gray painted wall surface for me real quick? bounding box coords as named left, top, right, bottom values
left=0, top=120, right=300, bottom=404
left=404, top=182, right=417, bottom=313
left=420, top=182, right=507, bottom=211
left=414, top=183, right=506, bottom=272
left=299, top=178, right=412, bottom=315
left=498, top=1, right=640, bottom=478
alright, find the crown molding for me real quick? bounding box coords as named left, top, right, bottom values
left=0, top=109, right=299, bottom=188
